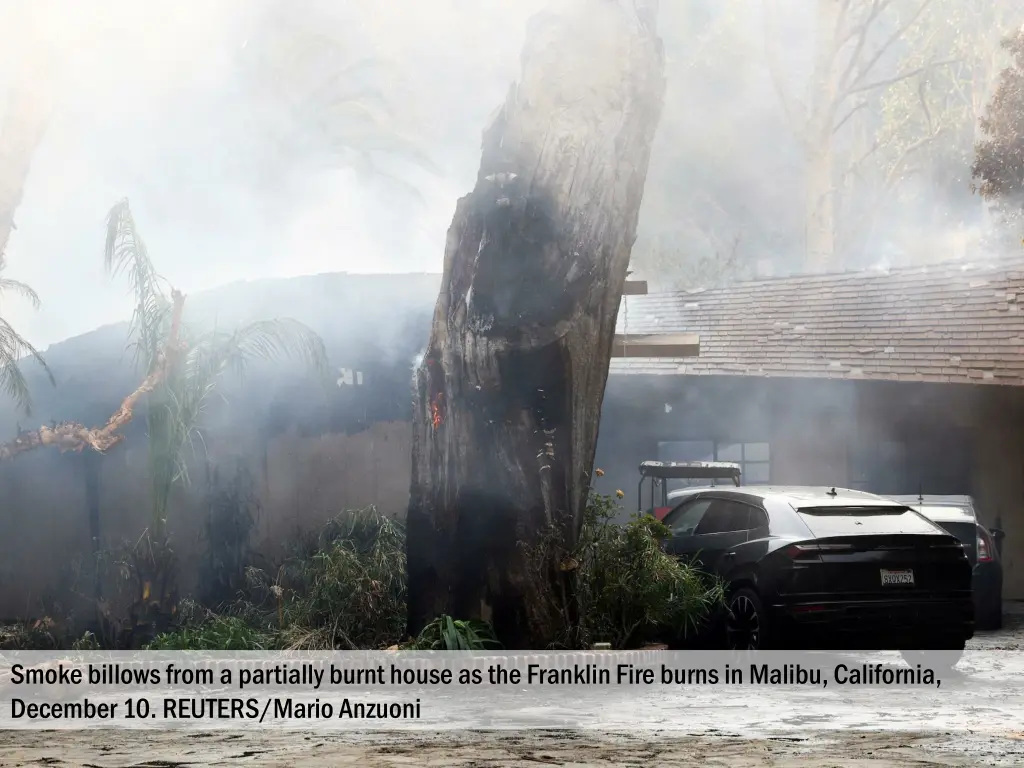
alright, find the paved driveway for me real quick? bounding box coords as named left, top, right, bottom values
left=968, top=601, right=1024, bottom=650
left=2, top=611, right=1024, bottom=766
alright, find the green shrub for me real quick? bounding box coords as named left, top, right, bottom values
left=412, top=615, right=501, bottom=650
left=241, top=506, right=407, bottom=650
left=0, top=618, right=61, bottom=650
left=572, top=491, right=725, bottom=649
left=71, top=631, right=101, bottom=651
left=146, top=615, right=277, bottom=650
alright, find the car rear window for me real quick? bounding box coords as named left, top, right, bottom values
left=798, top=505, right=913, bottom=516
left=796, top=505, right=942, bottom=537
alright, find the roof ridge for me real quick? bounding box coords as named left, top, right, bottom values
left=646, top=253, right=1024, bottom=298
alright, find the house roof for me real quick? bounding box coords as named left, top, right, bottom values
left=0, top=272, right=440, bottom=435
left=610, top=255, right=1024, bottom=385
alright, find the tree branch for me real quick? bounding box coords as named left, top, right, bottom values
left=762, top=0, right=806, bottom=144
left=832, top=99, right=870, bottom=135
left=0, top=289, right=187, bottom=460
left=845, top=0, right=935, bottom=95
left=836, top=0, right=891, bottom=99
left=847, top=59, right=959, bottom=95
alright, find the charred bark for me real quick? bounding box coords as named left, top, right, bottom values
left=406, top=0, right=665, bottom=648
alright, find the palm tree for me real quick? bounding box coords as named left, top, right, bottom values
left=0, top=255, right=53, bottom=414
left=103, top=199, right=330, bottom=629
left=103, top=199, right=330, bottom=534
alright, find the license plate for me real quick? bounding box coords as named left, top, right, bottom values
left=880, top=569, right=914, bottom=586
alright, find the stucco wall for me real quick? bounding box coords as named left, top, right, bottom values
left=0, top=421, right=413, bottom=618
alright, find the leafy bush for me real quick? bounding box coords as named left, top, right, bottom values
left=146, top=615, right=277, bottom=650
left=412, top=615, right=501, bottom=650
left=71, top=631, right=101, bottom=651
left=0, top=618, right=61, bottom=650
left=240, top=506, right=407, bottom=649
left=572, top=492, right=725, bottom=649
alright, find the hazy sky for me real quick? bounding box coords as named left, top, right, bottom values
left=4, top=0, right=1003, bottom=351
left=2, top=0, right=548, bottom=348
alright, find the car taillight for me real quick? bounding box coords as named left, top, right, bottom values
left=977, top=530, right=993, bottom=562
left=782, top=542, right=852, bottom=561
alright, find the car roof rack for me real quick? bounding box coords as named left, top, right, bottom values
left=638, top=460, right=742, bottom=484
left=637, top=461, right=743, bottom=514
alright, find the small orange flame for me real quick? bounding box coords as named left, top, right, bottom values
left=431, top=393, right=444, bottom=429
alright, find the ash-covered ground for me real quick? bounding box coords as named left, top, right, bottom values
left=1, top=604, right=1022, bottom=767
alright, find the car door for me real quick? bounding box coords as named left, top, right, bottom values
left=673, top=498, right=753, bottom=575
left=662, top=496, right=715, bottom=559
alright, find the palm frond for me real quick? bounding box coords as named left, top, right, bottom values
left=104, top=199, right=173, bottom=371
left=201, top=318, right=331, bottom=387
left=0, top=316, right=54, bottom=415
left=144, top=317, right=329, bottom=527
left=0, top=277, right=42, bottom=310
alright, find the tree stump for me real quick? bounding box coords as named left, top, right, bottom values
left=407, top=0, right=666, bottom=648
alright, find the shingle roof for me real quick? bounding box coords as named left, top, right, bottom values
left=610, top=256, right=1024, bottom=385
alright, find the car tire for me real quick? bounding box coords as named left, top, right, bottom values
left=977, top=600, right=1003, bottom=631
left=724, top=587, right=768, bottom=650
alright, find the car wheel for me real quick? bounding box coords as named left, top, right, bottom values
left=725, top=588, right=767, bottom=650
left=978, top=600, right=1003, bottom=631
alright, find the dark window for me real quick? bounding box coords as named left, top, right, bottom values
left=663, top=498, right=713, bottom=536
left=717, top=442, right=771, bottom=484
left=694, top=499, right=752, bottom=535
left=748, top=506, right=769, bottom=531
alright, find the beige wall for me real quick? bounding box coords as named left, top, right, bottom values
left=0, top=422, right=413, bottom=618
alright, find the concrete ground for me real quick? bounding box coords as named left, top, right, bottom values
left=966, top=600, right=1024, bottom=650
left=1, top=604, right=1022, bottom=767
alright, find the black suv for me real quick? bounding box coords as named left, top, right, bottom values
left=890, top=495, right=1004, bottom=630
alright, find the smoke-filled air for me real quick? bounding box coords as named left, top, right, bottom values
left=0, top=0, right=1022, bottom=690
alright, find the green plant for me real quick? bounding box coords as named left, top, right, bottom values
left=71, top=631, right=101, bottom=650
left=103, top=199, right=330, bottom=536
left=412, top=615, right=501, bottom=651
left=98, top=199, right=330, bottom=636
left=241, top=506, right=407, bottom=649
left=146, top=615, right=278, bottom=650
left=0, top=254, right=54, bottom=414
left=0, top=618, right=60, bottom=650
left=571, top=492, right=725, bottom=650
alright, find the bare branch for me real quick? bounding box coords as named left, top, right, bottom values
left=883, top=130, right=943, bottom=189
left=832, top=100, right=870, bottom=135
left=847, top=59, right=959, bottom=95
left=831, top=0, right=855, bottom=52
left=837, top=0, right=891, bottom=97
left=846, top=0, right=935, bottom=94
left=762, top=0, right=806, bottom=143
left=917, top=77, right=933, bottom=134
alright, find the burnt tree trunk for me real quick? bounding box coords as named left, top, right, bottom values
left=406, top=0, right=665, bottom=649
